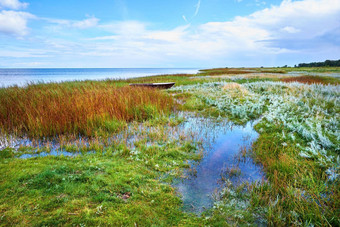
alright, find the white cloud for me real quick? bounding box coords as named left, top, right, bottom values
left=0, top=0, right=28, bottom=10
left=52, top=0, right=337, bottom=67
left=88, top=35, right=118, bottom=41
left=0, top=10, right=34, bottom=36
left=72, top=17, right=99, bottom=29
left=194, top=0, right=340, bottom=53
left=146, top=25, right=189, bottom=43
left=0, top=49, right=49, bottom=58
left=281, top=26, right=300, bottom=33
left=99, top=20, right=146, bottom=35
left=45, top=16, right=99, bottom=29
left=2, top=0, right=340, bottom=67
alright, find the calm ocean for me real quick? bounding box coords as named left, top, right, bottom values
left=0, top=68, right=199, bottom=87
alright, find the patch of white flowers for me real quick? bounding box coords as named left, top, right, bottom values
left=211, top=179, right=254, bottom=223
left=128, top=148, right=142, bottom=161
left=171, top=81, right=340, bottom=181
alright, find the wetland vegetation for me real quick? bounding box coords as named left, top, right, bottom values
left=0, top=67, right=339, bottom=226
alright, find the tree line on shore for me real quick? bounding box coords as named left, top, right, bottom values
left=295, top=59, right=340, bottom=67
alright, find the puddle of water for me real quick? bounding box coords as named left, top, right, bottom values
left=0, top=134, right=100, bottom=159
left=19, top=150, right=79, bottom=159
left=173, top=116, right=265, bottom=214
left=0, top=113, right=190, bottom=159
left=0, top=115, right=185, bottom=158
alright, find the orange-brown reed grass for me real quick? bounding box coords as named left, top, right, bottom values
left=199, top=68, right=254, bottom=75
left=199, top=68, right=288, bottom=75
left=281, top=75, right=339, bottom=85
left=0, top=82, right=174, bottom=137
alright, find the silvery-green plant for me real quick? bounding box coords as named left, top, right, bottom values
left=171, top=81, right=340, bottom=180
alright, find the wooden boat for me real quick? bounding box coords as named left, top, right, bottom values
left=129, top=82, right=175, bottom=89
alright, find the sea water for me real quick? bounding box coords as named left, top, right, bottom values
left=0, top=68, right=199, bottom=87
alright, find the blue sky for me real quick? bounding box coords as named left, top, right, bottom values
left=0, top=0, right=339, bottom=68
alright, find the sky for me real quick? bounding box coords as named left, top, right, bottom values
left=0, top=0, right=339, bottom=68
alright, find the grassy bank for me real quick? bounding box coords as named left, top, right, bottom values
left=1, top=67, right=339, bottom=226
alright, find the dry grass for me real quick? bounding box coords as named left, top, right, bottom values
left=199, top=68, right=255, bottom=75
left=0, top=83, right=173, bottom=137
left=126, top=74, right=193, bottom=83
left=200, top=68, right=287, bottom=76
left=281, top=75, right=339, bottom=85
left=222, top=83, right=249, bottom=97
left=210, top=73, right=288, bottom=80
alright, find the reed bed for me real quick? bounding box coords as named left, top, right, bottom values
left=199, top=68, right=287, bottom=76
left=1, top=69, right=339, bottom=226
left=281, top=75, right=339, bottom=85
left=0, top=82, right=173, bottom=137
left=199, top=68, right=254, bottom=75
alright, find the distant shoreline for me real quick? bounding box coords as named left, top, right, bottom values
left=0, top=68, right=199, bottom=88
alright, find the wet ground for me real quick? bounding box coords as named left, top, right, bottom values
left=173, top=116, right=265, bottom=214
left=0, top=113, right=265, bottom=214
left=19, top=150, right=79, bottom=159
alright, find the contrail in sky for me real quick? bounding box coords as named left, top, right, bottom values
left=194, top=0, right=201, bottom=17
left=182, top=0, right=201, bottom=23
left=182, top=15, right=188, bottom=23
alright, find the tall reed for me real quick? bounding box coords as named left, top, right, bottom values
left=0, top=82, right=173, bottom=137
left=281, top=75, right=339, bottom=84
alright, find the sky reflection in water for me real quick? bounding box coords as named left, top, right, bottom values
left=174, top=116, right=265, bottom=214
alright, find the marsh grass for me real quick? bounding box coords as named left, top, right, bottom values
left=171, top=77, right=339, bottom=225
left=283, top=66, right=340, bottom=73
left=0, top=113, right=207, bottom=226
left=1, top=68, right=340, bottom=226
left=199, top=68, right=255, bottom=75
left=0, top=83, right=173, bottom=138
left=1, top=113, right=188, bottom=158
left=199, top=67, right=288, bottom=76
left=281, top=75, right=339, bottom=85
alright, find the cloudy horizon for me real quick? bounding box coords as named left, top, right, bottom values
left=0, top=0, right=339, bottom=68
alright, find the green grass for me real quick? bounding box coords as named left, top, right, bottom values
left=170, top=73, right=339, bottom=225
left=1, top=67, right=339, bottom=226
left=251, top=122, right=339, bottom=226
left=281, top=66, right=340, bottom=73
left=0, top=137, right=203, bottom=226
left=198, top=66, right=340, bottom=75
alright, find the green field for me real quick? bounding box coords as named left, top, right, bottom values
left=1, top=67, right=339, bottom=226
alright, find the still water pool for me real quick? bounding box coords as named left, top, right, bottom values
left=174, top=116, right=265, bottom=214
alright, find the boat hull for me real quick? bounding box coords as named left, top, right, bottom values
left=129, top=82, right=175, bottom=89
